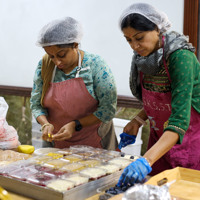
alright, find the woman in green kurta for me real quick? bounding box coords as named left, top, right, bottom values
left=117, top=3, right=200, bottom=186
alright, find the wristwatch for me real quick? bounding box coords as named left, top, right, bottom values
left=74, top=120, right=82, bottom=131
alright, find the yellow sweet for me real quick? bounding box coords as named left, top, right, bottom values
left=0, top=186, right=12, bottom=200
left=17, top=145, right=35, bottom=154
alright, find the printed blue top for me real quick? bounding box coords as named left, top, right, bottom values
left=30, top=51, right=117, bottom=123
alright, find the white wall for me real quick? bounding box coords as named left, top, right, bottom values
left=0, top=0, right=184, bottom=96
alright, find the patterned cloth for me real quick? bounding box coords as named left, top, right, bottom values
left=143, top=49, right=200, bottom=141
left=130, top=31, right=195, bottom=100
left=30, top=51, right=117, bottom=123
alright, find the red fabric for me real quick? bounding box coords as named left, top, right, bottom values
left=141, top=72, right=200, bottom=175
left=43, top=77, right=102, bottom=148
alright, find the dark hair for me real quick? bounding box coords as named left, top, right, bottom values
left=57, top=43, right=76, bottom=48
left=121, top=13, right=157, bottom=31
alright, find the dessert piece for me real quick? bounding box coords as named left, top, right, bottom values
left=45, top=152, right=63, bottom=159
left=98, top=164, right=121, bottom=174
left=79, top=159, right=101, bottom=167
left=29, top=155, right=53, bottom=164
left=80, top=167, right=106, bottom=180
left=63, top=173, right=89, bottom=186
left=47, top=179, right=75, bottom=192
left=108, top=158, right=132, bottom=168
left=105, top=150, right=121, bottom=158
left=9, top=167, right=37, bottom=181
left=74, top=150, right=94, bottom=158
left=61, top=163, right=86, bottom=172
left=27, top=172, right=56, bottom=186
left=0, top=150, right=31, bottom=162
left=63, top=154, right=83, bottom=163
left=33, top=148, right=60, bottom=156
left=43, top=159, right=69, bottom=169
left=34, top=165, right=68, bottom=176
left=89, top=154, right=114, bottom=162
left=57, top=148, right=74, bottom=156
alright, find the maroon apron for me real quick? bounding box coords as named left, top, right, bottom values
left=141, top=47, right=200, bottom=175
left=43, top=50, right=102, bottom=148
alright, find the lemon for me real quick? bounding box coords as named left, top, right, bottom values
left=17, top=145, right=35, bottom=154
left=0, top=186, right=12, bottom=200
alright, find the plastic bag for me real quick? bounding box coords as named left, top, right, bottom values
left=122, top=184, right=171, bottom=200
left=0, top=97, right=20, bottom=149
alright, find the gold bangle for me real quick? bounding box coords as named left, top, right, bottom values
left=134, top=116, right=147, bottom=126
left=143, top=157, right=151, bottom=166
left=41, top=123, right=53, bottom=131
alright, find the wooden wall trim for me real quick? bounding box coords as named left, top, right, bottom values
left=0, top=85, right=143, bottom=108
left=184, top=0, right=199, bottom=54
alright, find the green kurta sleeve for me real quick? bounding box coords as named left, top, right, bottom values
left=164, top=49, right=200, bottom=143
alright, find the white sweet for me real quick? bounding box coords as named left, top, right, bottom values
left=80, top=167, right=106, bottom=179
left=47, top=179, right=75, bottom=192
left=98, top=164, right=120, bottom=174
left=64, top=174, right=89, bottom=186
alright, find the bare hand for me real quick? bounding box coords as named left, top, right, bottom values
left=52, top=121, right=75, bottom=141
left=123, top=119, right=141, bottom=136
left=42, top=124, right=54, bottom=142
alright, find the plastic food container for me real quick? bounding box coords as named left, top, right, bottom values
left=46, top=179, right=75, bottom=192
left=79, top=167, right=107, bottom=180
left=45, top=152, right=64, bottom=159
left=69, top=145, right=94, bottom=152
left=34, top=165, right=69, bottom=176
left=27, top=172, right=56, bottom=186
left=62, top=173, right=89, bottom=186
left=33, top=148, right=60, bottom=156
left=61, top=163, right=86, bottom=172
left=9, top=167, right=38, bottom=181
left=98, top=163, right=121, bottom=174
left=73, top=150, right=94, bottom=158
left=42, top=159, right=69, bottom=169
left=57, top=148, right=74, bottom=156
left=108, top=157, right=132, bottom=168
left=63, top=154, right=83, bottom=163
left=79, top=159, right=101, bottom=167
left=29, top=155, right=53, bottom=164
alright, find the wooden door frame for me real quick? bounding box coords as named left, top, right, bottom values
left=184, top=0, right=199, bottom=58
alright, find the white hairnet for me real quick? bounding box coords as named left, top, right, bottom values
left=37, top=17, right=83, bottom=47
left=119, top=3, right=171, bottom=33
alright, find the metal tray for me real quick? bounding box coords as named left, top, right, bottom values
left=0, top=170, right=122, bottom=200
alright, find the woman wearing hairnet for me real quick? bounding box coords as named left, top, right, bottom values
left=117, top=3, right=200, bottom=186
left=30, top=17, right=118, bottom=150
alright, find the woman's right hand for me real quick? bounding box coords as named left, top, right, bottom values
left=123, top=119, right=141, bottom=136
left=41, top=124, right=54, bottom=142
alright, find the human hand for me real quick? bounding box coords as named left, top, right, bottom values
left=123, top=119, right=141, bottom=136
left=41, top=123, right=54, bottom=142
left=52, top=121, right=75, bottom=141
left=117, top=157, right=152, bottom=187
left=118, top=132, right=136, bottom=149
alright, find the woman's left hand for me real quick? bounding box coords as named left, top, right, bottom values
left=52, top=121, right=75, bottom=141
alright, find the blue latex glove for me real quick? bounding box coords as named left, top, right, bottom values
left=118, top=132, right=136, bottom=149
left=117, top=157, right=152, bottom=186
